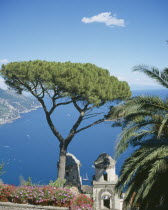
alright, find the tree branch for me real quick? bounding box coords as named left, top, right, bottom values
left=65, top=113, right=84, bottom=145
left=72, top=100, right=82, bottom=112
left=76, top=118, right=106, bottom=134
left=65, top=104, right=89, bottom=145
left=15, top=79, right=64, bottom=143
left=39, top=99, right=64, bottom=143
left=48, top=100, right=73, bottom=115
left=56, top=100, right=73, bottom=107
left=38, top=81, right=45, bottom=98
left=83, top=112, right=104, bottom=120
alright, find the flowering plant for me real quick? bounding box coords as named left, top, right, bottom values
left=0, top=184, right=94, bottom=208
left=70, top=194, right=93, bottom=210
left=0, top=184, right=16, bottom=202
left=10, top=186, right=75, bottom=206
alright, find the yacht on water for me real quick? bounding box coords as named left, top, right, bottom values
left=82, top=173, right=89, bottom=181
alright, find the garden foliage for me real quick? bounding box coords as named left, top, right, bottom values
left=49, top=178, right=66, bottom=188
left=0, top=184, right=93, bottom=209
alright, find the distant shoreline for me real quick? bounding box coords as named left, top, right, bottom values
left=0, top=105, right=41, bottom=125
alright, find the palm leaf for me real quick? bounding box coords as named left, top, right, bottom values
left=133, top=65, right=168, bottom=88
left=158, top=114, right=168, bottom=138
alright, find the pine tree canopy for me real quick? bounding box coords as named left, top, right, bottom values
left=1, top=60, right=131, bottom=106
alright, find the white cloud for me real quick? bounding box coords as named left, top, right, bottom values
left=0, top=59, right=8, bottom=64
left=81, top=12, right=125, bottom=27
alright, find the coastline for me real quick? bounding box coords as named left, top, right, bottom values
left=0, top=105, right=41, bottom=125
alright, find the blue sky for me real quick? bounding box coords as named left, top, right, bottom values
left=0, top=0, right=168, bottom=90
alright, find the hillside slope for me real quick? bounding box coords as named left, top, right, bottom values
left=0, top=89, right=40, bottom=124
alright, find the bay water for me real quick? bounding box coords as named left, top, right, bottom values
left=0, top=89, right=167, bottom=186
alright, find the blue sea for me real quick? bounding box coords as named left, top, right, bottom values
left=0, top=89, right=167, bottom=186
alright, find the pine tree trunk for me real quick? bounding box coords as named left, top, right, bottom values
left=57, top=143, right=67, bottom=179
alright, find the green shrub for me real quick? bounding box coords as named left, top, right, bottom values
left=19, top=176, right=33, bottom=186
left=0, top=163, right=5, bottom=175
left=49, top=178, right=66, bottom=188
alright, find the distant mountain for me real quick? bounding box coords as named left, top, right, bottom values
left=0, top=88, right=40, bottom=125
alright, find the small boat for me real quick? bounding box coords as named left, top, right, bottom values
left=83, top=173, right=89, bottom=181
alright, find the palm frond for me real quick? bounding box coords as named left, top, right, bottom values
left=115, top=146, right=168, bottom=208
left=158, top=114, right=168, bottom=138
left=112, top=66, right=168, bottom=208
left=109, top=96, right=168, bottom=123
left=133, top=65, right=168, bottom=88
left=116, top=118, right=160, bottom=156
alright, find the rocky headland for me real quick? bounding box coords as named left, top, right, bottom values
left=0, top=88, right=40, bottom=125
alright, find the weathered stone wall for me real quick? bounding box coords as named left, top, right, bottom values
left=65, top=153, right=81, bottom=190
left=0, top=202, right=69, bottom=210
